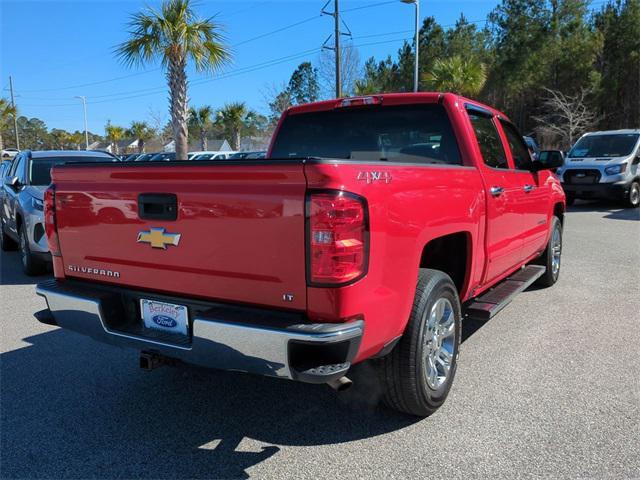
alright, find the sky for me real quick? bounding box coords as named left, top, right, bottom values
left=1, top=0, right=499, bottom=134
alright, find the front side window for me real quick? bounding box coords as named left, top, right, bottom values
left=468, top=113, right=509, bottom=169
left=569, top=134, right=640, bottom=158
left=271, top=104, right=462, bottom=165
left=500, top=121, right=532, bottom=170
left=8, top=153, right=21, bottom=178
left=15, top=154, right=27, bottom=183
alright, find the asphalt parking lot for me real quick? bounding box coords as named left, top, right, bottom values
left=1, top=202, right=639, bottom=479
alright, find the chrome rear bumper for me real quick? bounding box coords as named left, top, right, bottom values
left=36, top=280, right=363, bottom=383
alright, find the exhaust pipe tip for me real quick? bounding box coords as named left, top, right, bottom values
left=327, top=376, right=353, bottom=392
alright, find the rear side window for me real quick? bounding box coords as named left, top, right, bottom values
left=271, top=104, right=462, bottom=165
left=500, top=121, right=532, bottom=170
left=469, top=113, right=509, bottom=169
left=29, top=156, right=113, bottom=186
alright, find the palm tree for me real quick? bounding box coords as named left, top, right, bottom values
left=105, top=121, right=125, bottom=154
left=188, top=105, right=214, bottom=150
left=116, top=0, right=230, bottom=160
left=0, top=98, right=17, bottom=151
left=423, top=56, right=487, bottom=97
left=127, top=121, right=155, bottom=154
left=49, top=129, right=68, bottom=150
left=69, top=132, right=85, bottom=150
left=216, top=102, right=258, bottom=151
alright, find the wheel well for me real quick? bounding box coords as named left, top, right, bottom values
left=419, top=232, right=469, bottom=294
left=554, top=202, right=565, bottom=225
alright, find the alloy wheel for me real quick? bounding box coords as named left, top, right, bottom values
left=551, top=226, right=562, bottom=277
left=630, top=183, right=640, bottom=207
left=422, top=297, right=455, bottom=390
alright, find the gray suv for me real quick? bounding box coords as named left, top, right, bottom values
left=1, top=150, right=117, bottom=275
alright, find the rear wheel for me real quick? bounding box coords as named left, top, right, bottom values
left=626, top=181, right=640, bottom=208
left=0, top=220, right=17, bottom=251
left=19, top=225, right=45, bottom=276
left=535, top=216, right=562, bottom=288
left=378, top=269, right=461, bottom=417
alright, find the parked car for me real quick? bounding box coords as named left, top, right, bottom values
left=1, top=150, right=118, bottom=275
left=1, top=148, right=19, bottom=159
left=523, top=136, right=540, bottom=160
left=191, top=151, right=237, bottom=160
left=36, top=93, right=565, bottom=416
left=558, top=129, right=640, bottom=207
left=134, top=153, right=157, bottom=162
left=149, top=152, right=176, bottom=161
left=123, top=153, right=140, bottom=162
left=229, top=151, right=266, bottom=160
left=0, top=159, right=13, bottom=205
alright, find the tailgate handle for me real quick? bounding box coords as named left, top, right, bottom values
left=138, top=193, right=178, bottom=221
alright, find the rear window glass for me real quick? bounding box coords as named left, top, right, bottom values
left=29, top=156, right=113, bottom=186
left=270, top=104, right=461, bottom=165
left=569, top=134, right=640, bottom=158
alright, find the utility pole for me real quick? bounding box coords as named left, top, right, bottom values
left=8, top=76, right=20, bottom=150
left=334, top=0, right=341, bottom=98
left=74, top=95, right=89, bottom=150
left=323, top=0, right=349, bottom=98
left=401, top=0, right=420, bottom=92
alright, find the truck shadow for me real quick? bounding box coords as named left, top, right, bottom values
left=0, top=328, right=416, bottom=479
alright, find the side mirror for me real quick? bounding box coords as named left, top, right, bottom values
left=4, top=176, right=20, bottom=189
left=532, top=150, right=565, bottom=172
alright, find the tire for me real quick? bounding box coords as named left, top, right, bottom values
left=378, top=269, right=461, bottom=417
left=626, top=181, right=640, bottom=208
left=565, top=195, right=575, bottom=207
left=0, top=220, right=17, bottom=251
left=535, top=216, right=562, bottom=288
left=18, top=224, right=44, bottom=276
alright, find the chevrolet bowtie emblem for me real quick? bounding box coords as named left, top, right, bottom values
left=137, top=228, right=181, bottom=249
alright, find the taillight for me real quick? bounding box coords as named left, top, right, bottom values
left=307, top=191, right=368, bottom=286
left=44, top=185, right=61, bottom=256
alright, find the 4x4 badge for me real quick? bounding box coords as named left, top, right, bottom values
left=357, top=171, right=392, bottom=184
left=137, top=228, right=181, bottom=249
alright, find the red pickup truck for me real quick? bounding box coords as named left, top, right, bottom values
left=36, top=93, right=565, bottom=416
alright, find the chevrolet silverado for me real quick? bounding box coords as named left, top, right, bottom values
left=36, top=93, right=565, bottom=416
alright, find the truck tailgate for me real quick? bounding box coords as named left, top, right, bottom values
left=52, top=162, right=307, bottom=310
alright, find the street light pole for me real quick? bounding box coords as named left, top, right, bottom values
left=74, top=95, right=89, bottom=150
left=401, top=0, right=420, bottom=92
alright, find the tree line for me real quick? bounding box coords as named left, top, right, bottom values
left=2, top=0, right=638, bottom=154
left=268, top=0, right=639, bottom=148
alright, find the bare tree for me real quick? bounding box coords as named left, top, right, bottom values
left=318, top=42, right=361, bottom=99
left=261, top=82, right=292, bottom=125
left=533, top=88, right=598, bottom=149
left=147, top=107, right=171, bottom=145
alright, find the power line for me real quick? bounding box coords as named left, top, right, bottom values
left=17, top=35, right=413, bottom=109
left=17, top=0, right=400, bottom=96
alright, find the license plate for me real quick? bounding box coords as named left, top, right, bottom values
left=140, top=299, right=189, bottom=336
left=572, top=176, right=595, bottom=184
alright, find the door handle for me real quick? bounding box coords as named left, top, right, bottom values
left=523, top=184, right=535, bottom=193
left=490, top=186, right=504, bottom=197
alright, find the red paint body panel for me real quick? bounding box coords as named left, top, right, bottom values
left=50, top=92, right=565, bottom=364
left=52, top=164, right=308, bottom=310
